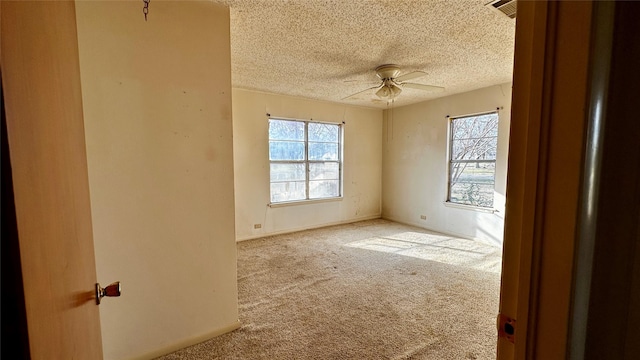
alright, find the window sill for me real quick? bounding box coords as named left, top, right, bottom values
left=443, top=201, right=498, bottom=214
left=269, top=197, right=343, bottom=208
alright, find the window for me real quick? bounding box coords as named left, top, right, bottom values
left=269, top=118, right=342, bottom=203
left=447, top=112, right=498, bottom=208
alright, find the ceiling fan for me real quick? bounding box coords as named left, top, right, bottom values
left=342, top=64, right=444, bottom=101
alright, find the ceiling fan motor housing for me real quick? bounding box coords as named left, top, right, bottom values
left=375, top=64, right=401, bottom=80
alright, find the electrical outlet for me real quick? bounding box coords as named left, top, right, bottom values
left=420, top=215, right=427, bottom=220
left=254, top=224, right=262, bottom=229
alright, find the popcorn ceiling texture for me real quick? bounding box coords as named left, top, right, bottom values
left=214, top=0, right=515, bottom=109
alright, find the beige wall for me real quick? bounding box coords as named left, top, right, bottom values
left=382, top=84, right=512, bottom=246
left=232, top=89, right=382, bottom=240
left=76, top=2, right=238, bottom=359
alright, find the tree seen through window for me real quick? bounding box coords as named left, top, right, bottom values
left=448, top=112, right=498, bottom=208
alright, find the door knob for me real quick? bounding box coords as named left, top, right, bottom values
left=95, top=281, right=121, bottom=305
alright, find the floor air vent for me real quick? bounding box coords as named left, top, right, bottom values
left=486, top=0, right=517, bottom=19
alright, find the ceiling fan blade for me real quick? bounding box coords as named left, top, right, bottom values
left=395, top=71, right=427, bottom=82
left=341, top=85, right=381, bottom=100
left=343, top=80, right=379, bottom=85
left=401, top=82, right=445, bottom=92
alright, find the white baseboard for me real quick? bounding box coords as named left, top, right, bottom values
left=236, top=214, right=381, bottom=242
left=380, top=215, right=455, bottom=237
left=128, top=320, right=242, bottom=360
left=381, top=215, right=503, bottom=248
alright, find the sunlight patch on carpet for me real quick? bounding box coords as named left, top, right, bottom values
left=345, top=231, right=502, bottom=273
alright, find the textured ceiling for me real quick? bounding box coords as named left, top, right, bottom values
left=215, top=0, right=516, bottom=109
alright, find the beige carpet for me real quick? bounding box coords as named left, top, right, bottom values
left=159, top=219, right=502, bottom=360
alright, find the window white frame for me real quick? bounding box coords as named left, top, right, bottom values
left=268, top=118, right=343, bottom=204
left=446, top=111, right=499, bottom=209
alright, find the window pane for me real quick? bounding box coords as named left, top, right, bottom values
left=308, top=143, right=339, bottom=160
left=452, top=113, right=498, bottom=140
left=451, top=113, right=498, bottom=161
left=451, top=136, right=497, bottom=161
left=269, top=119, right=304, bottom=141
left=308, top=123, right=339, bottom=142
left=449, top=183, right=495, bottom=208
left=269, top=141, right=304, bottom=160
left=270, top=181, right=306, bottom=202
left=448, top=113, right=498, bottom=208
left=269, top=119, right=342, bottom=203
left=270, top=163, right=305, bottom=182
left=450, top=162, right=495, bottom=185
left=449, top=161, right=495, bottom=208
left=309, top=162, right=339, bottom=180
left=309, top=180, right=340, bottom=199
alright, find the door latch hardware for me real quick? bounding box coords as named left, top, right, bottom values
left=497, top=313, right=516, bottom=343
left=96, top=281, right=121, bottom=305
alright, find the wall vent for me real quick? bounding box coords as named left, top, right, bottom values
left=486, top=0, right=517, bottom=19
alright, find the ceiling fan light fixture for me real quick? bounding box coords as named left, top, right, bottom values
left=389, top=84, right=402, bottom=98
left=375, top=86, right=390, bottom=99
left=375, top=82, right=402, bottom=99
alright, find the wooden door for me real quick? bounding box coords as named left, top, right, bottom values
left=1, top=1, right=103, bottom=358
left=496, top=1, right=635, bottom=359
